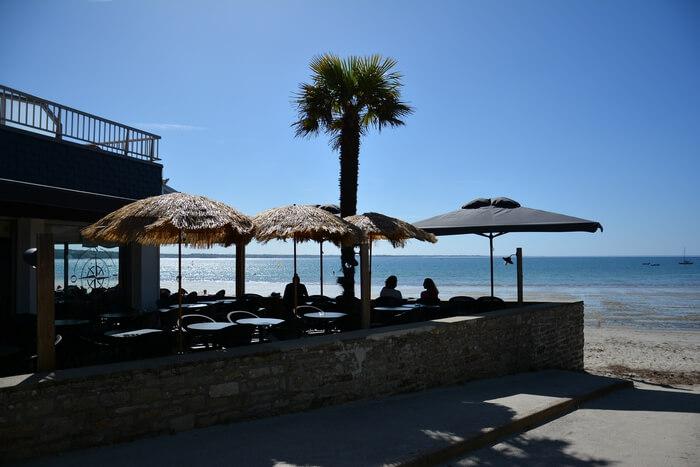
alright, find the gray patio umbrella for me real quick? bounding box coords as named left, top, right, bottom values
left=413, top=197, right=602, bottom=297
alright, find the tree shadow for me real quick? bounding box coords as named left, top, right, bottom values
left=448, top=435, right=614, bottom=466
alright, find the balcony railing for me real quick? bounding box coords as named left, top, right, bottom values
left=0, top=84, right=161, bottom=162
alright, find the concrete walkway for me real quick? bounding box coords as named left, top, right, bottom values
left=443, top=382, right=700, bottom=466
left=17, top=370, right=627, bottom=467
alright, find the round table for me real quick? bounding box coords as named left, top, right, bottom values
left=55, top=319, right=90, bottom=327
left=171, top=303, right=210, bottom=310
left=236, top=317, right=284, bottom=326
left=303, top=311, right=347, bottom=319
left=187, top=322, right=234, bottom=331
left=373, top=305, right=416, bottom=312
left=106, top=328, right=162, bottom=338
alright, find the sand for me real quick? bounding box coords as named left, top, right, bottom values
left=585, top=326, right=700, bottom=387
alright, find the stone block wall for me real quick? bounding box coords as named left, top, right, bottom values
left=0, top=302, right=584, bottom=462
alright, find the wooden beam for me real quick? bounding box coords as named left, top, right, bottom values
left=235, top=243, right=245, bottom=297
left=359, top=242, right=371, bottom=329
left=36, top=233, right=55, bottom=371
left=516, top=247, right=523, bottom=305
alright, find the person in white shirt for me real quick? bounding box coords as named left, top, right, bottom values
left=379, top=275, right=402, bottom=300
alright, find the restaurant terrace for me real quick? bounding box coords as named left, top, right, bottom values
left=0, top=86, right=595, bottom=462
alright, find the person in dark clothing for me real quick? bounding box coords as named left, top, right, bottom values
left=419, top=278, right=440, bottom=304
left=283, top=274, right=309, bottom=310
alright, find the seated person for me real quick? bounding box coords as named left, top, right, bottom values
left=283, top=274, right=309, bottom=309
left=379, top=275, right=403, bottom=300
left=419, top=278, right=440, bottom=304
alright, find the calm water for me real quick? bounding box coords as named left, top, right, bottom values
left=57, top=255, right=700, bottom=331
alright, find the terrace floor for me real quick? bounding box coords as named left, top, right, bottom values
left=13, top=370, right=691, bottom=467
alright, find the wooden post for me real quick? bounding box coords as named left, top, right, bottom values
left=359, top=242, right=371, bottom=329
left=63, top=242, right=69, bottom=291
left=36, top=233, right=55, bottom=371
left=235, top=242, right=245, bottom=297
left=516, top=247, right=523, bottom=305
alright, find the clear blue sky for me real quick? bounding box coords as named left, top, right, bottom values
left=2, top=0, right=698, bottom=257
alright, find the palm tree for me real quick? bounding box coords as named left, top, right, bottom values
left=293, top=54, right=412, bottom=298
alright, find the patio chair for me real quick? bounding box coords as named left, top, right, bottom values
left=448, top=296, right=476, bottom=315
left=476, top=296, right=504, bottom=312
left=178, top=314, right=215, bottom=350
left=217, top=323, right=255, bottom=347
left=226, top=310, right=259, bottom=323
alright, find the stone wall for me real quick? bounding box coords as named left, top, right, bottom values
left=0, top=302, right=584, bottom=462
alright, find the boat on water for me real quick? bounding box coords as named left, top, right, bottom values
left=679, top=248, right=693, bottom=265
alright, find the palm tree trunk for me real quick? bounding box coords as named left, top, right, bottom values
left=339, top=111, right=360, bottom=298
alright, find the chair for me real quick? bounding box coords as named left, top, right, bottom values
left=448, top=296, right=476, bottom=315
left=476, top=296, right=504, bottom=312
left=178, top=314, right=215, bottom=350
left=184, top=291, right=199, bottom=304
left=178, top=313, right=214, bottom=331
left=214, top=289, right=226, bottom=299
left=218, top=323, right=255, bottom=347
left=226, top=310, right=259, bottom=323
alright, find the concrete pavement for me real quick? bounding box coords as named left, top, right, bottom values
left=15, top=370, right=627, bottom=467
left=444, top=382, right=700, bottom=466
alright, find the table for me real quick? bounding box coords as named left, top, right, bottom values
left=170, top=303, right=210, bottom=310
left=187, top=322, right=234, bottom=332
left=106, top=329, right=162, bottom=338
left=303, top=311, right=347, bottom=319
left=236, top=318, right=284, bottom=326
left=55, top=319, right=90, bottom=327
left=373, top=305, right=416, bottom=312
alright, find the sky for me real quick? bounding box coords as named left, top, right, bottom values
left=1, top=0, right=698, bottom=257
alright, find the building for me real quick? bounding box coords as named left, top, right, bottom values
left=0, top=84, right=163, bottom=321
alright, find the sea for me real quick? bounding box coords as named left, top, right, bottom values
left=56, top=255, right=700, bottom=331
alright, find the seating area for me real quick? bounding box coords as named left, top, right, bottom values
left=0, top=286, right=512, bottom=377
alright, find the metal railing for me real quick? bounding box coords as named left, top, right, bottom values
left=0, top=84, right=161, bottom=162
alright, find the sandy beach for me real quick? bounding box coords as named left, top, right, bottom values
left=585, top=326, right=700, bottom=387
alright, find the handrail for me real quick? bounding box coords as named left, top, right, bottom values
left=0, top=84, right=161, bottom=162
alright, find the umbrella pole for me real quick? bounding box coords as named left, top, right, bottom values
left=369, top=241, right=373, bottom=297
left=178, top=229, right=183, bottom=353
left=489, top=233, right=494, bottom=298
left=293, top=237, right=298, bottom=313
left=319, top=241, right=324, bottom=297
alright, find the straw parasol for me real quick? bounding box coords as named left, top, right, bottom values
left=253, top=204, right=362, bottom=308
left=346, top=212, right=437, bottom=291
left=81, top=192, right=254, bottom=247
left=82, top=192, right=255, bottom=349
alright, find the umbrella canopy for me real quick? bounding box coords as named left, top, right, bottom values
left=413, top=197, right=602, bottom=236
left=81, top=192, right=255, bottom=247
left=414, top=197, right=602, bottom=297
left=253, top=204, right=362, bottom=246
left=346, top=212, right=437, bottom=247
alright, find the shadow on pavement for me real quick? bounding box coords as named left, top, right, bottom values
left=447, top=435, right=614, bottom=466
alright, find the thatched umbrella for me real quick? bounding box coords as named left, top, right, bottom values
left=82, top=193, right=255, bottom=348
left=253, top=204, right=362, bottom=309
left=346, top=212, right=437, bottom=292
